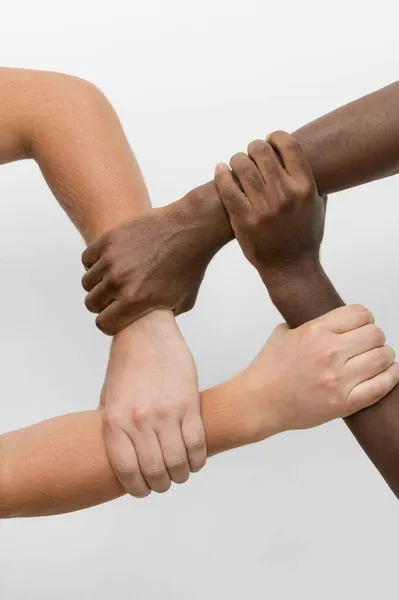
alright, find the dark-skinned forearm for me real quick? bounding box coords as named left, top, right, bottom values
left=263, top=262, right=399, bottom=498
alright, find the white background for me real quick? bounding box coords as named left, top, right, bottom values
left=0, top=1, right=399, bottom=598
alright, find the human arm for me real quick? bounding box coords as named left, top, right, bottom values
left=215, top=132, right=399, bottom=498
left=0, top=67, right=206, bottom=496
left=1, top=306, right=396, bottom=519
left=83, top=80, right=399, bottom=333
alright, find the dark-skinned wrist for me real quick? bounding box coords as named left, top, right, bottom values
left=178, top=180, right=234, bottom=257
left=260, top=258, right=344, bottom=329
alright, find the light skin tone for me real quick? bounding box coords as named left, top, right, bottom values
left=0, top=73, right=397, bottom=518
left=83, top=81, right=399, bottom=497
left=0, top=67, right=206, bottom=497
left=215, top=131, right=399, bottom=497
left=1, top=304, right=397, bottom=519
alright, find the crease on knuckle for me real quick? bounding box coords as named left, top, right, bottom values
left=144, top=465, right=166, bottom=480
left=168, top=455, right=187, bottom=470
left=187, top=435, right=206, bottom=452
left=222, top=186, right=240, bottom=205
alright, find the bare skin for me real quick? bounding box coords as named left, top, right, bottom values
left=0, top=67, right=206, bottom=497
left=83, top=80, right=399, bottom=332
left=83, top=82, right=399, bottom=497
left=1, top=306, right=397, bottom=519
left=215, top=131, right=399, bottom=497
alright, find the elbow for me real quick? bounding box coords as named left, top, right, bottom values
left=49, top=72, right=111, bottom=117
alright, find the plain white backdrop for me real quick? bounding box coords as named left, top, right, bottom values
left=0, top=1, right=399, bottom=598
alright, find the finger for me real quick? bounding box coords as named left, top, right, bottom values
left=345, top=345, right=395, bottom=388
left=339, top=323, right=386, bottom=360
left=182, top=413, right=207, bottom=473
left=314, top=304, right=375, bottom=334
left=103, top=425, right=150, bottom=498
left=247, top=139, right=285, bottom=186
left=229, top=152, right=267, bottom=204
left=347, top=362, right=399, bottom=413
left=156, top=422, right=190, bottom=484
left=133, top=429, right=172, bottom=493
left=82, top=239, right=103, bottom=270
left=85, top=281, right=115, bottom=314
left=267, top=130, right=314, bottom=181
left=81, top=259, right=107, bottom=292
left=214, top=162, right=248, bottom=218
left=95, top=300, right=136, bottom=336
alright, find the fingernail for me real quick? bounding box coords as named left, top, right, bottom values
left=215, top=162, right=226, bottom=173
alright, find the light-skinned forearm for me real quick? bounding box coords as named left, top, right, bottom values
left=0, top=67, right=150, bottom=241
left=0, top=378, right=266, bottom=519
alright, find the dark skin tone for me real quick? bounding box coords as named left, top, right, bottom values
left=82, top=81, right=399, bottom=498
left=214, top=132, right=399, bottom=497
left=82, top=80, right=399, bottom=332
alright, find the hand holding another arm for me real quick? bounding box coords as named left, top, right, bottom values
left=82, top=81, right=399, bottom=333
left=0, top=67, right=206, bottom=498
left=215, top=131, right=399, bottom=498
left=2, top=306, right=396, bottom=518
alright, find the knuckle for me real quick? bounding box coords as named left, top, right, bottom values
left=293, top=178, right=313, bottom=199
left=282, top=132, right=299, bottom=150
left=104, top=410, right=125, bottom=432
left=113, top=460, right=137, bottom=477
left=156, top=482, right=172, bottom=494
left=247, top=171, right=264, bottom=193
left=321, top=344, right=339, bottom=364
left=281, top=186, right=298, bottom=206
left=267, top=130, right=283, bottom=144
left=105, top=267, right=121, bottom=288
left=130, top=405, right=149, bottom=428
left=305, top=321, right=324, bottom=339
left=247, top=138, right=268, bottom=156
left=230, top=152, right=251, bottom=175
left=187, top=435, right=206, bottom=452
left=95, top=314, right=113, bottom=336
left=222, top=185, right=240, bottom=205
left=168, top=455, right=187, bottom=470
left=381, top=345, right=395, bottom=365
left=123, top=284, right=139, bottom=304
left=154, top=406, right=170, bottom=422
left=102, top=248, right=116, bottom=269
left=245, top=212, right=261, bottom=230
left=321, top=369, right=340, bottom=391
left=84, top=294, right=97, bottom=313
left=351, top=304, right=374, bottom=323
left=144, top=466, right=166, bottom=480
left=81, top=273, right=91, bottom=292
left=371, top=325, right=386, bottom=346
